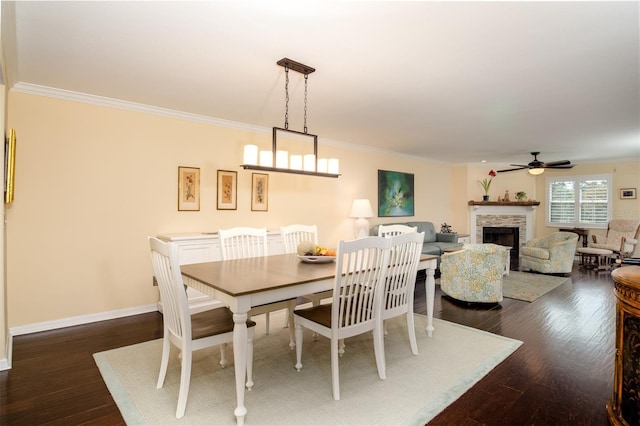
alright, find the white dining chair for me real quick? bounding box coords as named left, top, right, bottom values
left=149, top=236, right=256, bottom=419
left=381, top=232, right=424, bottom=360
left=219, top=227, right=296, bottom=342
left=294, top=236, right=392, bottom=400
left=280, top=224, right=319, bottom=253
left=378, top=224, right=417, bottom=237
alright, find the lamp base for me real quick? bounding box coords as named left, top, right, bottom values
left=354, top=218, right=370, bottom=239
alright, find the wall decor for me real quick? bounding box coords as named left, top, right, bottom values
left=251, top=173, right=269, bottom=211
left=177, top=166, right=200, bottom=211
left=217, top=170, right=237, bottom=210
left=4, top=128, right=16, bottom=204
left=620, top=188, right=636, bottom=199
left=377, top=169, right=414, bottom=217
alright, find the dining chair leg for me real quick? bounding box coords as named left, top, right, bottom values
left=176, top=348, right=192, bottom=419
left=406, top=312, right=418, bottom=355
left=219, top=343, right=228, bottom=368
left=373, top=324, right=386, bottom=380
left=265, top=312, right=270, bottom=335
left=338, top=339, right=345, bottom=356
left=294, top=322, right=304, bottom=371
left=157, top=335, right=171, bottom=389
left=331, top=338, right=341, bottom=400
left=288, top=301, right=296, bottom=350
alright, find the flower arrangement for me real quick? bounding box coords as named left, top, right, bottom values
left=479, top=170, right=497, bottom=195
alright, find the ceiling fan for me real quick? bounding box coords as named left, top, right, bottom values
left=497, top=152, right=575, bottom=175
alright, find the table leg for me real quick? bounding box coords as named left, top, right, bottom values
left=232, top=312, right=248, bottom=426
left=424, top=263, right=436, bottom=337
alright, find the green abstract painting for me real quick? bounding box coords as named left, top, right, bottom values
left=377, top=170, right=414, bottom=217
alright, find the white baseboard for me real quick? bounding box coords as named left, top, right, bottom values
left=0, top=332, right=11, bottom=371
left=9, top=304, right=159, bottom=337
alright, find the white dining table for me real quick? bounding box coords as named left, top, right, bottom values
left=181, top=252, right=438, bottom=425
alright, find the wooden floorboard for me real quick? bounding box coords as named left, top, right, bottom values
left=1, top=260, right=615, bottom=425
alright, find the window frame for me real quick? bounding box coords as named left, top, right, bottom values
left=545, top=173, right=612, bottom=230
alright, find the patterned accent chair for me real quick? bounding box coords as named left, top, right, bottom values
left=520, top=232, right=579, bottom=274
left=440, top=243, right=508, bottom=303
left=590, top=219, right=640, bottom=260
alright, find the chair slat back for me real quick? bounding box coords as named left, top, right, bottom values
left=280, top=224, right=319, bottom=254
left=149, top=237, right=190, bottom=341
left=333, top=237, right=391, bottom=331
left=384, top=232, right=424, bottom=313
left=378, top=224, right=417, bottom=238
left=219, top=227, right=268, bottom=260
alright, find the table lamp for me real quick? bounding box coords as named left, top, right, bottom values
left=349, top=199, right=374, bottom=238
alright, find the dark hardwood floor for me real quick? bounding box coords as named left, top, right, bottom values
left=1, top=260, right=615, bottom=425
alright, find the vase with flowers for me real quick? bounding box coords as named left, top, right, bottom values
left=479, top=170, right=497, bottom=201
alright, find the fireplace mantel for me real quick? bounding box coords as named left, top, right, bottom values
left=469, top=203, right=538, bottom=245
left=468, top=201, right=540, bottom=207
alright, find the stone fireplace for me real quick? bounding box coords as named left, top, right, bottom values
left=468, top=202, right=539, bottom=251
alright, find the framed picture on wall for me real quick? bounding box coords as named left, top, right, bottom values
left=251, top=173, right=269, bottom=211
left=377, top=169, right=415, bottom=217
left=217, top=170, right=237, bottom=210
left=177, top=166, right=200, bottom=211
left=620, top=188, right=637, bottom=199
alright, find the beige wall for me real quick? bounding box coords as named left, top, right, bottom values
left=5, top=92, right=455, bottom=328
left=6, top=91, right=639, bottom=329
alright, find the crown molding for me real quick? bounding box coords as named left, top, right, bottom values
left=11, top=82, right=270, bottom=135
left=10, top=82, right=440, bottom=163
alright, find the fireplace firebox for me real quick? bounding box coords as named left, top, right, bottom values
left=483, top=226, right=519, bottom=265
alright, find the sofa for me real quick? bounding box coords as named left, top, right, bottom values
left=520, top=232, right=579, bottom=274
left=370, top=221, right=462, bottom=256
left=439, top=243, right=508, bottom=303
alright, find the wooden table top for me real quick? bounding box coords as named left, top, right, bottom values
left=181, top=253, right=438, bottom=297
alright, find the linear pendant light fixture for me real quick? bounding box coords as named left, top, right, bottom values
left=241, top=58, right=340, bottom=178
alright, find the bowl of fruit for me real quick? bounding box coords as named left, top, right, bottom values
left=296, top=241, right=336, bottom=263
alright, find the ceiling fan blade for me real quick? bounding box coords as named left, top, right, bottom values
left=543, top=160, right=571, bottom=167
left=546, top=164, right=575, bottom=169
left=497, top=167, right=526, bottom=173
left=509, top=164, right=530, bottom=168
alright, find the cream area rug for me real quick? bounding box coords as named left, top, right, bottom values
left=94, top=311, right=522, bottom=426
left=502, top=270, right=571, bottom=302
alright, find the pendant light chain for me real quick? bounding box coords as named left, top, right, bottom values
left=284, top=66, right=290, bottom=130
left=304, top=74, right=308, bottom=134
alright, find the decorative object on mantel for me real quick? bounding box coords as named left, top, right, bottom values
left=478, top=169, right=496, bottom=201
left=468, top=200, right=540, bottom=206
left=503, top=190, right=510, bottom=202
left=240, top=58, right=339, bottom=178
left=515, top=191, right=527, bottom=201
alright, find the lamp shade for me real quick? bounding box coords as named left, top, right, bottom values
left=349, top=199, right=374, bottom=218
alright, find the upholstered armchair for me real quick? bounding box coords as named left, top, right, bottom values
left=520, top=232, right=578, bottom=274
left=439, top=243, right=508, bottom=303
left=591, top=219, right=640, bottom=260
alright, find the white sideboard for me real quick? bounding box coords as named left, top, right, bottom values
left=156, top=231, right=286, bottom=310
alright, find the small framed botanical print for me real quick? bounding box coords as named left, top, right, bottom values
left=251, top=173, right=268, bottom=211
left=177, top=166, right=200, bottom=211
left=217, top=170, right=237, bottom=210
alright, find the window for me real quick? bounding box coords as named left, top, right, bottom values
left=546, top=174, right=611, bottom=229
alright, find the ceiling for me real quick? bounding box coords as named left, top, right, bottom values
left=3, top=1, right=639, bottom=167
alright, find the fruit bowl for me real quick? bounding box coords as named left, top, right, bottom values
left=297, top=255, right=336, bottom=264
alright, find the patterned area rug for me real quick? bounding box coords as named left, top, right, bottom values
left=502, top=270, right=571, bottom=302
left=94, top=312, right=522, bottom=425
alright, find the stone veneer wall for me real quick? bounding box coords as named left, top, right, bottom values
left=476, top=215, right=527, bottom=248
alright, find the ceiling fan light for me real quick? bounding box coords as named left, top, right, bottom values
left=528, top=168, right=545, bottom=176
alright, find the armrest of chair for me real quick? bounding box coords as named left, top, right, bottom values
left=437, top=233, right=458, bottom=243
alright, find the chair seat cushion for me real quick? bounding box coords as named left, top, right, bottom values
left=295, top=304, right=332, bottom=328
left=191, top=307, right=256, bottom=339
left=520, top=246, right=550, bottom=260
